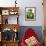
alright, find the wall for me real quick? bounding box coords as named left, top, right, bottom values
left=18, top=0, right=44, bottom=26
left=0, top=0, right=44, bottom=26
left=18, top=26, right=44, bottom=44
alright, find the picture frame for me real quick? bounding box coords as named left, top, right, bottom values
left=25, top=7, right=36, bottom=21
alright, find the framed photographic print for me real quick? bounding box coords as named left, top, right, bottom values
left=25, top=7, right=36, bottom=21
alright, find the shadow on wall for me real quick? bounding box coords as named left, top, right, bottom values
left=18, top=26, right=44, bottom=44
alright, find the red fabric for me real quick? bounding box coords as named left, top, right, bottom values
left=21, top=28, right=41, bottom=46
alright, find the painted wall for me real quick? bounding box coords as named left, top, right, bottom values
left=18, top=0, right=44, bottom=26
left=18, top=26, right=44, bottom=44
left=0, top=0, right=44, bottom=26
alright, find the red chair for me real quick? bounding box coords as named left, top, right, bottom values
left=21, top=28, right=41, bottom=46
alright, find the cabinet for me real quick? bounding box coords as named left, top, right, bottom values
left=0, top=7, right=19, bottom=46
